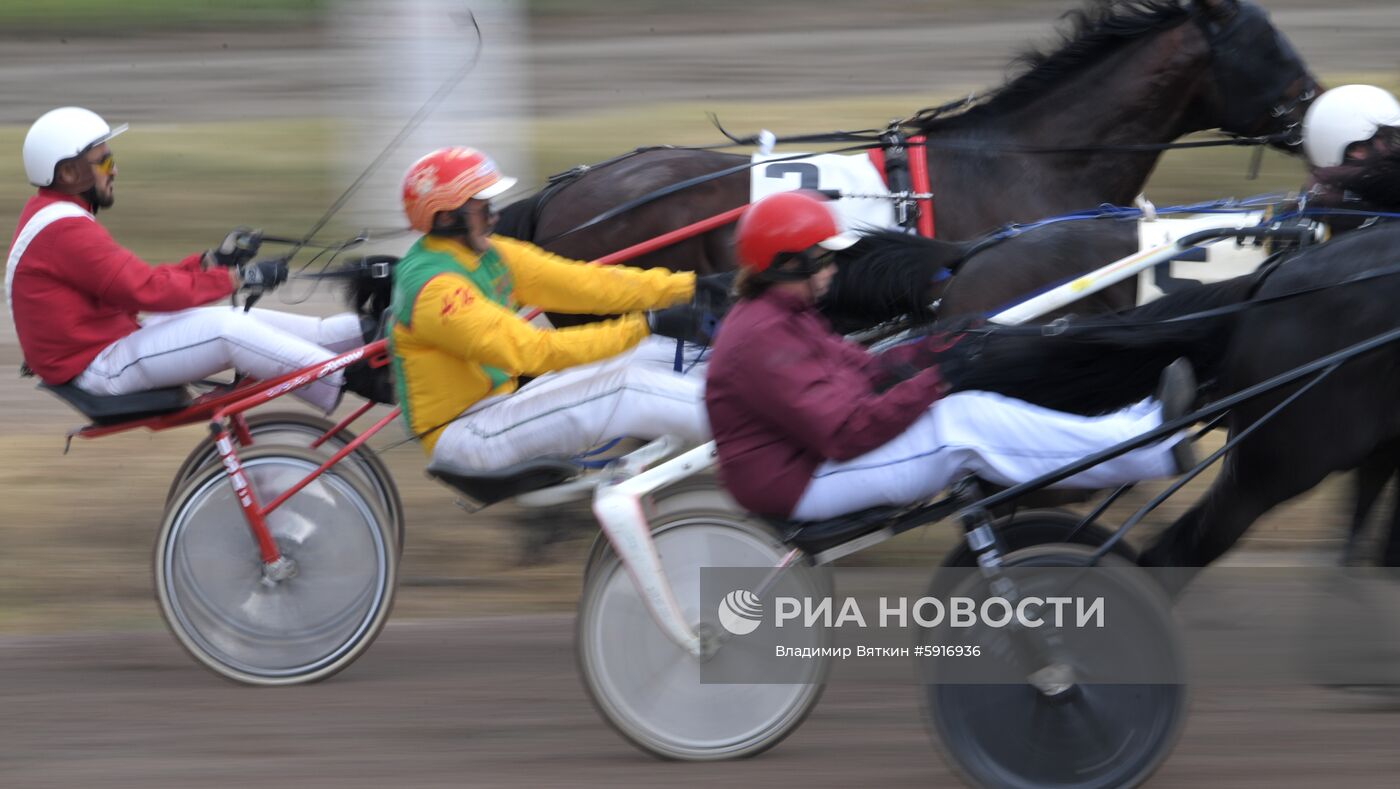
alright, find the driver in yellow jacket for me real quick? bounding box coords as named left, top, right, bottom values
left=391, top=146, right=727, bottom=470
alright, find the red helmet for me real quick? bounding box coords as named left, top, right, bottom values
left=401, top=146, right=518, bottom=232
left=735, top=190, right=858, bottom=274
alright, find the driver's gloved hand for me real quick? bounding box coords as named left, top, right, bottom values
left=237, top=258, right=289, bottom=291
left=694, top=271, right=737, bottom=313
left=647, top=303, right=718, bottom=345
left=206, top=226, right=263, bottom=268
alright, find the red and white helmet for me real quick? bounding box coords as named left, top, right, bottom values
left=23, top=107, right=127, bottom=187
left=735, top=190, right=858, bottom=275
left=401, top=146, right=518, bottom=232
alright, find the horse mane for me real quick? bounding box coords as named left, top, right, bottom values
left=912, top=0, right=1193, bottom=131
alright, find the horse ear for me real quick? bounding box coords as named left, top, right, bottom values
left=1192, top=0, right=1239, bottom=23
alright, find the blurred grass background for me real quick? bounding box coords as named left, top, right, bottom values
left=0, top=0, right=325, bottom=31
left=14, top=81, right=1395, bottom=258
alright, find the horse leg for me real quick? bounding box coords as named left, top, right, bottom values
left=1346, top=450, right=1395, bottom=565
left=1379, top=456, right=1400, bottom=567
left=1139, top=418, right=1337, bottom=595
left=1137, top=458, right=1276, bottom=594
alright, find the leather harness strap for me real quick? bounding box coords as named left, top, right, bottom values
left=908, top=135, right=935, bottom=238
left=866, top=133, right=936, bottom=239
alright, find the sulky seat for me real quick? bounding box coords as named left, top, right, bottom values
left=426, top=456, right=581, bottom=508
left=769, top=477, right=979, bottom=555
left=772, top=505, right=906, bottom=554
left=40, top=382, right=192, bottom=425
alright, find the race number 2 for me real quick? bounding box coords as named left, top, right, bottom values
left=763, top=162, right=820, bottom=191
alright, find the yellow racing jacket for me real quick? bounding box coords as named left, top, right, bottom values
left=388, top=235, right=695, bottom=452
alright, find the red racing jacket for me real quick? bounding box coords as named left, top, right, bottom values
left=705, top=288, right=951, bottom=518
left=6, top=190, right=234, bottom=384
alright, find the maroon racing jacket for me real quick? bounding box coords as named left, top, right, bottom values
left=705, top=288, right=950, bottom=518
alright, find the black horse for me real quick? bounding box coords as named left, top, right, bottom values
left=937, top=221, right=1400, bottom=582
left=497, top=0, right=1315, bottom=289
left=1304, top=136, right=1400, bottom=564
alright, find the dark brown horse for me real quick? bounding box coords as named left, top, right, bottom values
left=497, top=0, right=1316, bottom=287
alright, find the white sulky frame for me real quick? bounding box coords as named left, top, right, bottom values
left=590, top=222, right=1315, bottom=655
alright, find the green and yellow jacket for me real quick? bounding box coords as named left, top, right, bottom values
left=388, top=235, right=694, bottom=452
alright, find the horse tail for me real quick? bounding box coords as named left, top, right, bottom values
left=821, top=229, right=968, bottom=332
left=946, top=271, right=1265, bottom=415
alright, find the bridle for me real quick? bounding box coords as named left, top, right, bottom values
left=1195, top=0, right=1318, bottom=148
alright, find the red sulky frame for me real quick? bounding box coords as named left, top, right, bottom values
left=68, top=339, right=399, bottom=566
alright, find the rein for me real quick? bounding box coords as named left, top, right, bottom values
left=532, top=142, right=880, bottom=246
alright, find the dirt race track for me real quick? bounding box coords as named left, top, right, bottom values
left=1, top=615, right=1399, bottom=789
left=5, top=1, right=1400, bottom=786
left=2, top=614, right=1400, bottom=788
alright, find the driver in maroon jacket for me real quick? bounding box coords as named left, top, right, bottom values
left=704, top=191, right=1195, bottom=522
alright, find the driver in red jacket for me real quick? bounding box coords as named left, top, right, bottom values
left=6, top=107, right=365, bottom=413
left=704, top=191, right=1196, bottom=521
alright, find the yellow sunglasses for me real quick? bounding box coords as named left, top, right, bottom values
left=90, top=152, right=115, bottom=176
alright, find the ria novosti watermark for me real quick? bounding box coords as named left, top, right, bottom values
left=699, top=565, right=1181, bottom=685
left=700, top=565, right=1400, bottom=686
left=720, top=591, right=1104, bottom=636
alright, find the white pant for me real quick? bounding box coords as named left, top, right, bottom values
left=432, top=337, right=710, bottom=470
left=74, top=307, right=364, bottom=413
left=791, top=391, right=1179, bottom=521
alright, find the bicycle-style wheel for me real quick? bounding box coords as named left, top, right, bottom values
left=577, top=488, right=828, bottom=761
left=940, top=509, right=1138, bottom=569
left=167, top=411, right=404, bottom=554
left=156, top=446, right=397, bottom=686
left=922, top=545, right=1187, bottom=789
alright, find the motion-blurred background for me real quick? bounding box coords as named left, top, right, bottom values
left=10, top=0, right=1398, bottom=631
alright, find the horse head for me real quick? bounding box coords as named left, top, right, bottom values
left=1191, top=0, right=1320, bottom=150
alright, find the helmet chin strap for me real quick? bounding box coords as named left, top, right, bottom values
left=759, top=249, right=828, bottom=282
left=427, top=204, right=497, bottom=251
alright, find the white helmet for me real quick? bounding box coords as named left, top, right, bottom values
left=1302, top=85, right=1400, bottom=168
left=22, top=107, right=128, bottom=187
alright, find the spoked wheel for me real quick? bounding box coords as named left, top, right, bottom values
left=579, top=478, right=743, bottom=587
left=940, top=509, right=1137, bottom=569
left=167, top=411, right=405, bottom=554
left=156, top=446, right=397, bottom=686
left=922, top=545, right=1187, bottom=789
left=577, top=488, right=829, bottom=760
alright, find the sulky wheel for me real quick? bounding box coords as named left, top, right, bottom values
left=940, top=509, right=1138, bottom=569
left=922, top=545, right=1187, bottom=789
left=156, top=446, right=397, bottom=686
left=579, top=478, right=742, bottom=587
left=577, top=490, right=829, bottom=761
left=167, top=411, right=404, bottom=554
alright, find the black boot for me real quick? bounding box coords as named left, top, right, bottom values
left=1156, top=358, right=1198, bottom=474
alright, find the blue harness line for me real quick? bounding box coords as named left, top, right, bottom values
left=973, top=191, right=1297, bottom=249
left=943, top=193, right=1400, bottom=318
